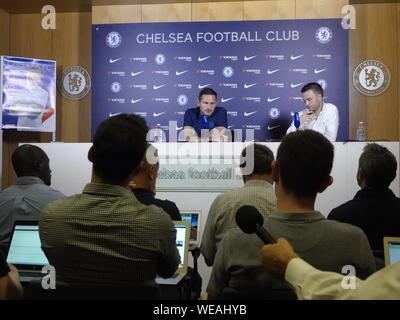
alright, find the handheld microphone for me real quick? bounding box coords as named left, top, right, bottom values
left=293, top=112, right=300, bottom=131
left=235, top=205, right=276, bottom=244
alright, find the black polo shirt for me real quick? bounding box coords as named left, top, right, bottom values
left=131, top=188, right=182, bottom=221
left=328, top=188, right=400, bottom=251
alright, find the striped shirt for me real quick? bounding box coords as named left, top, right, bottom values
left=39, top=183, right=179, bottom=286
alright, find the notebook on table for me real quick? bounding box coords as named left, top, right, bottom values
left=6, top=221, right=49, bottom=282
left=156, top=221, right=190, bottom=285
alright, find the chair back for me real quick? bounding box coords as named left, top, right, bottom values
left=373, top=249, right=385, bottom=270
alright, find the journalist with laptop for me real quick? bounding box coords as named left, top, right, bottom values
left=39, top=114, right=180, bottom=288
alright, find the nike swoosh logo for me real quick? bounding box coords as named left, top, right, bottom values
left=198, top=84, right=211, bottom=89
left=227, top=125, right=234, bottom=129
left=109, top=112, right=121, bottom=117
left=153, top=84, right=166, bottom=90
left=176, top=126, right=183, bottom=130
left=267, top=69, right=280, bottom=75
left=314, top=68, right=328, bottom=74
left=198, top=56, right=211, bottom=62
left=221, top=97, right=234, bottom=103
left=176, top=70, right=189, bottom=76
left=244, top=111, right=257, bottom=117
left=131, top=71, right=144, bottom=76
left=153, top=112, right=166, bottom=117
left=268, top=125, right=281, bottom=130
left=131, top=99, right=143, bottom=104
left=267, top=97, right=280, bottom=102
left=291, top=82, right=304, bottom=88
left=290, top=54, right=304, bottom=60
left=109, top=58, right=122, bottom=63
left=244, top=55, right=257, bottom=61
left=244, top=83, right=257, bottom=89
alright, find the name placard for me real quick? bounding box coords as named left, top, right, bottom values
left=154, top=142, right=251, bottom=192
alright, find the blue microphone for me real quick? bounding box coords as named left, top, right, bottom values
left=201, top=114, right=208, bottom=128
left=201, top=114, right=215, bottom=129
left=294, top=112, right=300, bottom=130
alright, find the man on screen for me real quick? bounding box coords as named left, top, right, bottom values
left=286, top=82, right=339, bottom=142
left=4, top=67, right=52, bottom=130
left=183, top=88, right=228, bottom=142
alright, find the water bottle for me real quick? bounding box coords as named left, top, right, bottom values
left=357, top=121, right=366, bottom=141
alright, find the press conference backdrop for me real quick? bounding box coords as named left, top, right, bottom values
left=92, top=19, right=349, bottom=142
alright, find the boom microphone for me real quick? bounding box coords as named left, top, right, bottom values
left=294, top=112, right=300, bottom=130
left=235, top=205, right=276, bottom=244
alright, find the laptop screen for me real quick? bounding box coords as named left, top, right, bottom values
left=6, top=224, right=49, bottom=268
left=175, top=223, right=188, bottom=269
left=388, top=241, right=400, bottom=265
left=181, top=211, right=200, bottom=243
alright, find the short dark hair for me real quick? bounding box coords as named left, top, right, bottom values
left=301, top=82, right=323, bottom=97
left=198, top=88, right=217, bottom=100
left=277, top=130, right=334, bottom=197
left=240, top=143, right=274, bottom=175
left=12, top=144, right=49, bottom=177
left=92, top=114, right=149, bottom=184
left=359, top=143, right=397, bottom=188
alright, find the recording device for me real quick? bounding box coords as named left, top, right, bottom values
left=293, top=112, right=300, bottom=130
left=235, top=205, right=276, bottom=244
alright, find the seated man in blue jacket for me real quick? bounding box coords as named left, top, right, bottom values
left=183, top=88, right=228, bottom=142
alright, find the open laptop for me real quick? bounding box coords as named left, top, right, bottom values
left=156, top=221, right=190, bottom=285
left=6, top=221, right=49, bottom=282
left=383, top=237, right=400, bottom=266
left=180, top=210, right=201, bottom=246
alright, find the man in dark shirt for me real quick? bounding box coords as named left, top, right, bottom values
left=130, top=144, right=181, bottom=221
left=183, top=87, right=228, bottom=142
left=328, top=143, right=400, bottom=253
left=131, top=144, right=201, bottom=298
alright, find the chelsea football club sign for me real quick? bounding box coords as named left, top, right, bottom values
left=92, top=19, right=349, bottom=141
